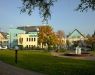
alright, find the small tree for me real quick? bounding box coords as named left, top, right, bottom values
left=85, top=34, right=95, bottom=50
left=56, top=30, right=65, bottom=49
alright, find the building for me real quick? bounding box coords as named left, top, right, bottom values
left=8, top=26, right=39, bottom=49
left=18, top=32, right=38, bottom=48
left=8, top=28, right=25, bottom=48
left=0, top=32, right=8, bottom=47
left=66, top=29, right=86, bottom=47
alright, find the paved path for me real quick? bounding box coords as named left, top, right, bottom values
left=0, top=61, right=46, bottom=75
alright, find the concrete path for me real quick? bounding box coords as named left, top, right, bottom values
left=0, top=61, right=46, bottom=75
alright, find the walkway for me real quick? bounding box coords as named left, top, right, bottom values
left=0, top=61, right=46, bottom=75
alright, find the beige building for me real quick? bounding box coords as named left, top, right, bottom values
left=0, top=32, right=8, bottom=46
left=18, top=32, right=38, bottom=48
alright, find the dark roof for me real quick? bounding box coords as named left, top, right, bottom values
left=67, top=29, right=85, bottom=38
left=17, top=26, right=39, bottom=33
left=17, top=25, right=51, bottom=33
left=0, top=32, right=7, bottom=39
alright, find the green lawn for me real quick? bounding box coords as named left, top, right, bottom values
left=90, top=51, right=95, bottom=56
left=0, top=50, right=95, bottom=75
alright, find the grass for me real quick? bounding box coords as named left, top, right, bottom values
left=0, top=50, right=95, bottom=75
left=90, top=51, right=95, bottom=56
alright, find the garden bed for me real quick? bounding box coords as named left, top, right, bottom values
left=64, top=52, right=91, bottom=57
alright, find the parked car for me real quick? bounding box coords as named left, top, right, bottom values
left=0, top=46, right=7, bottom=50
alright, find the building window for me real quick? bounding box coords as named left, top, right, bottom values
left=34, top=38, right=36, bottom=41
left=22, top=38, right=23, bottom=42
left=29, top=45, right=31, bottom=48
left=31, top=45, right=33, bottom=47
left=32, top=38, right=33, bottom=41
left=19, top=38, right=23, bottom=44
left=27, top=38, right=28, bottom=41
left=26, top=45, right=28, bottom=48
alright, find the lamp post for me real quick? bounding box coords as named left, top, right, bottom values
left=14, top=46, right=19, bottom=64
left=10, top=31, right=11, bottom=48
left=36, top=28, right=39, bottom=47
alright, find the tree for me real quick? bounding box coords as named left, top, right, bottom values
left=76, top=0, right=95, bottom=12
left=57, top=30, right=65, bottom=39
left=66, top=39, right=70, bottom=50
left=85, top=32, right=95, bottom=50
left=56, top=30, right=65, bottom=49
left=20, top=0, right=57, bottom=23
left=20, top=0, right=95, bottom=22
left=38, top=25, right=59, bottom=50
left=38, top=25, right=53, bottom=48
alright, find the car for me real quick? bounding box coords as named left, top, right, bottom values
left=0, top=46, right=7, bottom=50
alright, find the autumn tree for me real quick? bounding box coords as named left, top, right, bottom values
left=38, top=25, right=59, bottom=50
left=20, top=0, right=95, bottom=22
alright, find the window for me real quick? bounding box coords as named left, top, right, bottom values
left=27, top=38, right=28, bottom=41
left=22, top=38, right=23, bottom=42
left=34, top=38, right=36, bottom=41
left=26, top=45, right=28, bottom=48
left=31, top=45, right=33, bottom=47
left=29, top=45, right=31, bottom=48
left=19, top=38, right=23, bottom=44
left=32, top=38, right=33, bottom=41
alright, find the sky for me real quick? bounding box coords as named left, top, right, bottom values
left=0, top=0, right=95, bottom=35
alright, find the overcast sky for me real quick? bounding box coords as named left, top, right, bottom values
left=0, top=0, right=95, bottom=35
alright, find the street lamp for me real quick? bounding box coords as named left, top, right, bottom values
left=14, top=46, right=19, bottom=64
left=36, top=28, right=39, bottom=47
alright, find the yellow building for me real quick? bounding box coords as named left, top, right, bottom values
left=18, top=32, right=38, bottom=48
left=0, top=32, right=8, bottom=46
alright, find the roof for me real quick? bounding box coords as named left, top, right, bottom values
left=17, top=25, right=51, bottom=33
left=17, top=26, right=39, bottom=33
left=0, top=32, right=7, bottom=39
left=67, top=29, right=85, bottom=38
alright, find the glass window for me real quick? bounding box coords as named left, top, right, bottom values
left=19, top=38, right=23, bottom=44
left=34, top=38, right=36, bottom=41
left=32, top=38, right=33, bottom=41
left=29, top=45, right=31, bottom=48
left=22, top=38, right=23, bottom=42
left=27, top=38, right=28, bottom=41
